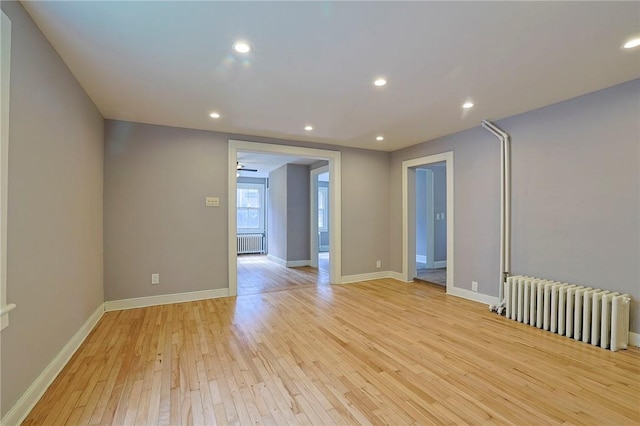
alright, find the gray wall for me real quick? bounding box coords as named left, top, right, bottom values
left=415, top=170, right=428, bottom=259
left=267, top=164, right=310, bottom=263
left=104, top=121, right=228, bottom=301
left=318, top=181, right=330, bottom=250
left=433, top=166, right=447, bottom=262
left=104, top=120, right=391, bottom=300
left=1, top=1, right=104, bottom=415
left=390, top=79, right=640, bottom=332
left=342, top=148, right=390, bottom=273
left=286, top=165, right=310, bottom=262
left=267, top=165, right=287, bottom=260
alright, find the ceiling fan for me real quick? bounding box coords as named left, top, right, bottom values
left=236, top=162, right=258, bottom=172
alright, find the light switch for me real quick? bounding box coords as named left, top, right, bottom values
left=206, top=197, right=220, bottom=207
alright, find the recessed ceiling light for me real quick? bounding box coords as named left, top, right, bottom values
left=233, top=41, right=252, bottom=53
left=623, top=37, right=640, bottom=49
left=376, top=136, right=384, bottom=141
left=373, top=78, right=387, bottom=87
left=209, top=112, right=221, bottom=119
left=462, top=101, right=474, bottom=109
left=304, top=125, right=313, bottom=131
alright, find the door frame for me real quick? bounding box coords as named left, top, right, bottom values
left=310, top=165, right=329, bottom=268
left=402, top=152, right=454, bottom=294
left=228, top=140, right=341, bottom=296
left=416, top=168, right=436, bottom=269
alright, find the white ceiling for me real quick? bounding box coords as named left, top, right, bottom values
left=22, top=1, right=640, bottom=152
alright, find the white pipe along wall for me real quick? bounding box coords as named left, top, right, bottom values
left=481, top=120, right=511, bottom=302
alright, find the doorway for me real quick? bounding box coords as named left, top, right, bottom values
left=415, top=164, right=447, bottom=286
left=310, top=166, right=330, bottom=282
left=234, top=153, right=331, bottom=295
left=228, top=140, right=342, bottom=297
left=402, top=152, right=454, bottom=294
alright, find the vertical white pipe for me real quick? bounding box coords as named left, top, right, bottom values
left=481, top=120, right=511, bottom=303
left=499, top=137, right=505, bottom=301
left=504, top=132, right=511, bottom=274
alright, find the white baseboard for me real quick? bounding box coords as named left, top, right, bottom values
left=387, top=271, right=411, bottom=282
left=2, top=303, right=104, bottom=426
left=630, top=332, right=639, bottom=348
left=340, top=271, right=415, bottom=284
left=266, top=254, right=309, bottom=268
left=266, top=254, right=286, bottom=267
left=447, top=286, right=500, bottom=306
left=416, top=255, right=427, bottom=264
left=104, top=288, right=229, bottom=312
left=340, top=271, right=392, bottom=284
left=286, top=259, right=310, bottom=267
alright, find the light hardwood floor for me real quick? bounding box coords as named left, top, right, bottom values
left=237, top=254, right=329, bottom=295
left=24, top=279, right=639, bottom=425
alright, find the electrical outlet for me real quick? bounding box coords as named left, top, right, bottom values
left=472, top=281, right=478, bottom=292
left=151, top=273, right=159, bottom=285
left=205, top=196, right=220, bottom=207
left=376, top=260, right=381, bottom=269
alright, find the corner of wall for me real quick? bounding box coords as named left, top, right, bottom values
left=1, top=303, right=104, bottom=426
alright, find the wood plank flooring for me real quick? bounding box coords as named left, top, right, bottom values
left=24, top=279, right=640, bottom=425
left=237, top=254, right=329, bottom=296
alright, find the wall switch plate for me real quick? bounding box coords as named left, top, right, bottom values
left=151, top=273, right=159, bottom=285
left=206, top=197, right=220, bottom=207
left=472, top=281, right=478, bottom=292
left=376, top=260, right=381, bottom=269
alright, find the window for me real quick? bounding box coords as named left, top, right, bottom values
left=318, top=186, right=328, bottom=232
left=237, top=183, right=265, bottom=232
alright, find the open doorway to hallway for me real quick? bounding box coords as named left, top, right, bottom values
left=415, top=163, right=447, bottom=286
left=402, top=151, right=453, bottom=294
left=316, top=172, right=331, bottom=278
left=310, top=166, right=330, bottom=279
left=234, top=151, right=331, bottom=296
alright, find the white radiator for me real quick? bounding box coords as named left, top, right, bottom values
left=237, top=233, right=265, bottom=254
left=505, top=275, right=631, bottom=351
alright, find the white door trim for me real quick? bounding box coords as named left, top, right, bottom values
left=1, top=10, right=14, bottom=331
left=310, top=165, right=329, bottom=268
left=228, top=140, right=342, bottom=296
left=402, top=152, right=454, bottom=296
